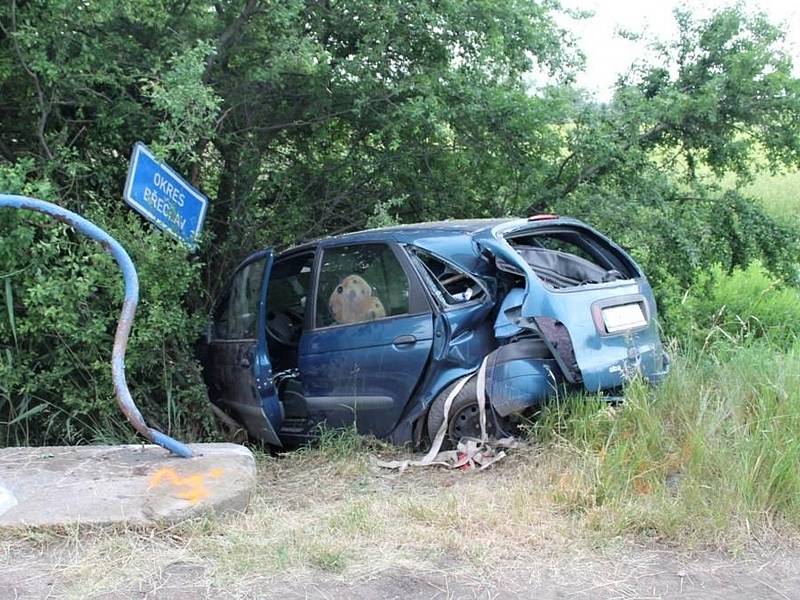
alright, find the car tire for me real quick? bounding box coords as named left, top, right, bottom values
left=426, top=377, right=497, bottom=449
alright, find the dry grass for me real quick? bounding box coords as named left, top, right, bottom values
left=4, top=346, right=800, bottom=598
left=1, top=440, right=592, bottom=597
left=2, top=419, right=799, bottom=598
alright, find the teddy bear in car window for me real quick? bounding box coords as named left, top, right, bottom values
left=329, top=274, right=386, bottom=325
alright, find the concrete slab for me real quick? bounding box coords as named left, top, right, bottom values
left=0, top=443, right=256, bottom=528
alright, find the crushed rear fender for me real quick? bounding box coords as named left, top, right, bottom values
left=476, top=219, right=669, bottom=394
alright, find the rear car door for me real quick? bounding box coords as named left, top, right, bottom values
left=298, top=241, right=434, bottom=437
left=206, top=251, right=283, bottom=445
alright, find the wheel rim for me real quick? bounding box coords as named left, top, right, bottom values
left=449, top=403, right=495, bottom=440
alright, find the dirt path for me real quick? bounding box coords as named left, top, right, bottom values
left=3, top=541, right=800, bottom=599
left=2, top=445, right=800, bottom=599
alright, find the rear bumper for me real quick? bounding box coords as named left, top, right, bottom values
left=644, top=351, right=671, bottom=385
left=487, top=349, right=671, bottom=416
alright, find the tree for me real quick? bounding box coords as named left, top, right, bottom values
left=0, top=0, right=576, bottom=444
left=198, top=0, right=577, bottom=293
left=533, top=6, right=800, bottom=206
left=529, top=6, right=800, bottom=302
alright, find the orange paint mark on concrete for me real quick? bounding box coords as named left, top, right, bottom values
left=148, top=467, right=226, bottom=504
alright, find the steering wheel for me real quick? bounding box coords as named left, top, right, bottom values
left=266, top=309, right=304, bottom=346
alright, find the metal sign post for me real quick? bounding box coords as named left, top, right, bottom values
left=0, top=194, right=193, bottom=458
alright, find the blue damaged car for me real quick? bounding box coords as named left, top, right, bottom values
left=201, top=215, right=670, bottom=447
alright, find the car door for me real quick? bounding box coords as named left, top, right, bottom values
left=298, top=241, right=434, bottom=437
left=206, top=250, right=283, bottom=445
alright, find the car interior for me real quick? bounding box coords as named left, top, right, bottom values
left=265, top=252, right=314, bottom=371
left=408, top=248, right=486, bottom=306
left=503, top=228, right=637, bottom=289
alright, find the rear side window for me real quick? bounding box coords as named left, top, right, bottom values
left=316, top=244, right=410, bottom=327
left=409, top=248, right=485, bottom=306
left=215, top=257, right=267, bottom=339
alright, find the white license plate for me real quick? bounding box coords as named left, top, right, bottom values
left=602, top=303, right=647, bottom=333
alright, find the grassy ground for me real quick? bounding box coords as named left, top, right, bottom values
left=745, top=169, right=800, bottom=219
left=3, top=344, right=800, bottom=598
left=537, top=344, right=800, bottom=543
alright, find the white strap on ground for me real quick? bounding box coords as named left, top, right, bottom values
left=375, top=356, right=518, bottom=472
left=476, top=353, right=488, bottom=444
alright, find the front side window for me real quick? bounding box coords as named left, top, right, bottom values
left=316, top=244, right=410, bottom=327
left=268, top=253, right=314, bottom=318
left=215, top=257, right=267, bottom=340
left=265, top=252, right=315, bottom=351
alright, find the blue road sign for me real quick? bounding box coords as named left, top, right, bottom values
left=123, top=142, right=208, bottom=248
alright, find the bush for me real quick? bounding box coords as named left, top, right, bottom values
left=671, top=261, right=800, bottom=350
left=0, top=165, right=217, bottom=446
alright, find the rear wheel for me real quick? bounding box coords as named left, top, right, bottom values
left=426, top=378, right=497, bottom=449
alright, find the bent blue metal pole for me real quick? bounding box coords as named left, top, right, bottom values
left=0, top=194, right=193, bottom=458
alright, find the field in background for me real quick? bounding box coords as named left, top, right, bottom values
left=748, top=170, right=800, bottom=218
left=722, top=168, right=800, bottom=219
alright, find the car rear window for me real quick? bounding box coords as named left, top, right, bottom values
left=505, top=227, right=638, bottom=289
left=316, top=243, right=410, bottom=327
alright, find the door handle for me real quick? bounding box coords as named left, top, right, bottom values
left=393, top=334, right=417, bottom=347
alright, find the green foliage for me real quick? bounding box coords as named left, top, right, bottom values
left=671, top=262, right=800, bottom=350
left=146, top=41, right=222, bottom=161
left=628, top=7, right=800, bottom=179
left=195, top=0, right=578, bottom=289
left=0, top=163, right=216, bottom=446
left=0, top=0, right=799, bottom=446
left=531, top=346, right=800, bottom=542
left=0, top=0, right=577, bottom=446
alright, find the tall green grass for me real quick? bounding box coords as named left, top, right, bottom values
left=715, top=167, right=800, bottom=220
left=746, top=169, right=800, bottom=220
left=532, top=344, right=800, bottom=544
left=672, top=261, right=800, bottom=350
